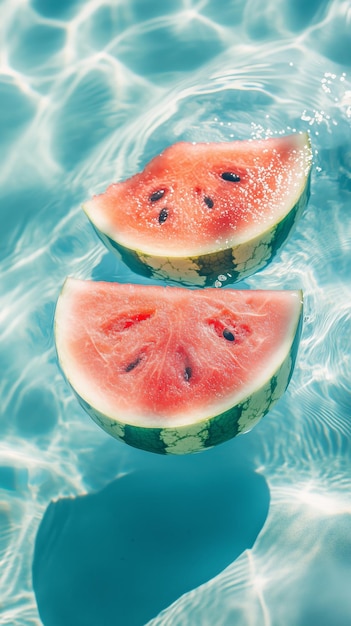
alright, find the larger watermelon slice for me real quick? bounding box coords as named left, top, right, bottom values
left=83, top=133, right=312, bottom=285
left=55, top=279, right=303, bottom=454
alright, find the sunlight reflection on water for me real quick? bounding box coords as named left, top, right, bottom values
left=1, top=0, right=351, bottom=624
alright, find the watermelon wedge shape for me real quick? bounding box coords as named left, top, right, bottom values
left=83, top=133, right=312, bottom=285
left=55, top=279, right=303, bottom=454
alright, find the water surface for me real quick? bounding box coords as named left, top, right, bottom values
left=1, top=0, right=351, bottom=624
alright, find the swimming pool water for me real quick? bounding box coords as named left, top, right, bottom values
left=1, top=0, right=351, bottom=624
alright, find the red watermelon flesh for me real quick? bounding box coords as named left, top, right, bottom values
left=55, top=279, right=302, bottom=429
left=84, top=133, right=311, bottom=256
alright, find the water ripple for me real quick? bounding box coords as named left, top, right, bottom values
left=1, top=0, right=351, bottom=624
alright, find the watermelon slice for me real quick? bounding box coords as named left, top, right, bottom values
left=83, top=133, right=312, bottom=285
left=55, top=279, right=303, bottom=454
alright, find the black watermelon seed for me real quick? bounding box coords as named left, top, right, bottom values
left=221, top=172, right=241, bottom=183
left=204, top=196, right=214, bottom=208
left=150, top=189, right=165, bottom=202
left=223, top=328, right=235, bottom=341
left=158, top=208, right=168, bottom=224
left=184, top=366, right=192, bottom=381
left=125, top=356, right=142, bottom=372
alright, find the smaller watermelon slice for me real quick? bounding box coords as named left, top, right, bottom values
left=83, top=133, right=312, bottom=285
left=55, top=279, right=303, bottom=454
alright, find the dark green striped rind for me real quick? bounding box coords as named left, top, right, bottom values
left=75, top=309, right=302, bottom=455
left=87, top=172, right=310, bottom=287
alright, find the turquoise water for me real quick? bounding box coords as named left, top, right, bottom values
left=1, top=0, right=351, bottom=624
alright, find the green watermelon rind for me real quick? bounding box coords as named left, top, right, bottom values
left=73, top=307, right=302, bottom=455
left=86, top=172, right=311, bottom=286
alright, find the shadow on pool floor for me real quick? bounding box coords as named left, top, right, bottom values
left=32, top=447, right=269, bottom=626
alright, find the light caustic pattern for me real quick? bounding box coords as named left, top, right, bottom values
left=1, top=0, right=351, bottom=624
